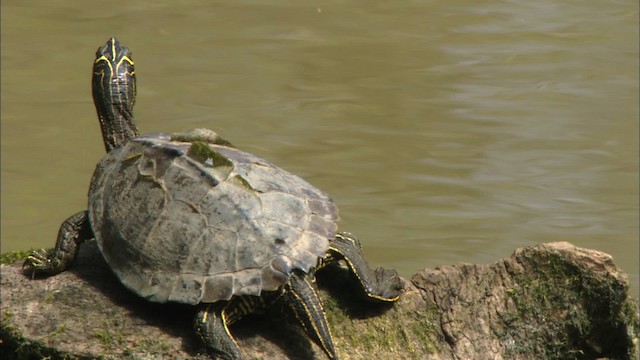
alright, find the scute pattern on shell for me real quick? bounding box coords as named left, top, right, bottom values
left=88, top=134, right=338, bottom=305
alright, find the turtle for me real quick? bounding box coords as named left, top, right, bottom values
left=24, top=38, right=402, bottom=360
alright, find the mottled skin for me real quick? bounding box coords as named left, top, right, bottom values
left=24, top=38, right=402, bottom=360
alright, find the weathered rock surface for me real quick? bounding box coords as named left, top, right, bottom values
left=1, top=241, right=638, bottom=360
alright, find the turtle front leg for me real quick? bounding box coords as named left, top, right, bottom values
left=23, top=210, right=93, bottom=277
left=323, top=232, right=403, bottom=302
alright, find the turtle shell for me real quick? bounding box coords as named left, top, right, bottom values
left=88, top=133, right=337, bottom=305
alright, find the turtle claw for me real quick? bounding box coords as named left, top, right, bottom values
left=22, top=249, right=67, bottom=277
left=325, top=233, right=403, bottom=303
left=372, top=267, right=403, bottom=301
left=23, top=249, right=53, bottom=275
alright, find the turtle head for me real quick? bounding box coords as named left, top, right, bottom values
left=92, top=37, right=139, bottom=152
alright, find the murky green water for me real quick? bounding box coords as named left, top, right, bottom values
left=2, top=1, right=638, bottom=299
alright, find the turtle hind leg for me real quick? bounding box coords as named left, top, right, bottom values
left=323, top=232, right=403, bottom=302
left=195, top=303, right=242, bottom=360
left=23, top=210, right=93, bottom=277
left=195, top=296, right=268, bottom=360
left=283, top=270, right=338, bottom=360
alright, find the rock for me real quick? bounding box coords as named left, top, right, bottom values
left=411, top=242, right=639, bottom=359
left=1, top=241, right=638, bottom=359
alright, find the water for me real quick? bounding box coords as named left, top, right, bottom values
left=2, top=0, right=638, bottom=299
